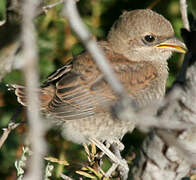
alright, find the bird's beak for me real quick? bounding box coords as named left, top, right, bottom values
left=154, top=37, right=187, bottom=53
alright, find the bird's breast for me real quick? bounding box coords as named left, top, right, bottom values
left=127, top=72, right=167, bottom=107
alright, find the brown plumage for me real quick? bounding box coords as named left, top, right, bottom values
left=12, top=9, right=186, bottom=144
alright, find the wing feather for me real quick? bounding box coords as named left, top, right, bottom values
left=44, top=50, right=158, bottom=120
left=13, top=42, right=158, bottom=120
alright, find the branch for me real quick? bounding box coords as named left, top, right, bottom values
left=0, top=41, right=20, bottom=81
left=62, top=0, right=125, bottom=97
left=0, top=104, right=22, bottom=149
left=0, top=19, right=6, bottom=26
left=21, top=0, right=46, bottom=179
left=180, top=0, right=190, bottom=30
left=42, top=0, right=64, bottom=14
left=0, top=122, right=20, bottom=148
left=62, top=0, right=138, bottom=132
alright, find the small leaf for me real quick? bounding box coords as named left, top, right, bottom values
left=45, top=157, right=69, bottom=166
left=83, top=143, right=90, bottom=156
left=86, top=166, right=103, bottom=179
left=91, top=143, right=96, bottom=155
left=81, top=166, right=88, bottom=171
left=76, top=170, right=97, bottom=179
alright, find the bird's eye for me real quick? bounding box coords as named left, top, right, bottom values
left=144, top=35, right=155, bottom=43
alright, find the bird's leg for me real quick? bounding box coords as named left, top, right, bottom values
left=89, top=138, right=123, bottom=165
left=110, top=139, right=129, bottom=180
left=89, top=138, right=129, bottom=179
left=104, top=163, right=118, bottom=178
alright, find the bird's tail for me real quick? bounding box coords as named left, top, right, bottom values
left=8, top=84, right=27, bottom=106
left=7, top=84, right=55, bottom=109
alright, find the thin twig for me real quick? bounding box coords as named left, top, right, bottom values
left=62, top=0, right=196, bottom=133
left=180, top=0, right=190, bottom=30
left=0, top=105, right=22, bottom=149
left=62, top=0, right=137, bottom=131
left=89, top=138, right=125, bottom=167
left=60, top=173, right=74, bottom=180
left=0, top=122, right=20, bottom=148
left=0, top=19, right=6, bottom=26
left=62, top=0, right=196, bottom=150
left=42, top=0, right=64, bottom=14
left=62, top=0, right=125, bottom=97
left=22, top=0, right=46, bottom=179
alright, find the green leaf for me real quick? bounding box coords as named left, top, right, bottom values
left=76, top=170, right=97, bottom=179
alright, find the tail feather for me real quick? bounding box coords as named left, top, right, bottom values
left=8, top=84, right=27, bottom=106
left=8, top=84, right=55, bottom=109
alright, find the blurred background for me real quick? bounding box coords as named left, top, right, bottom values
left=0, top=0, right=195, bottom=179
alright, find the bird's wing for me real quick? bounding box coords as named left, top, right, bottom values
left=12, top=60, right=73, bottom=108
left=44, top=50, right=158, bottom=120
left=46, top=52, right=116, bottom=120
left=42, top=59, right=73, bottom=86
left=12, top=42, right=157, bottom=120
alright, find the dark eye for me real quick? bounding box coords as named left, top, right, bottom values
left=144, top=35, right=155, bottom=43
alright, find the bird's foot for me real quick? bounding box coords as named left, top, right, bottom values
left=110, top=140, right=129, bottom=180
left=117, top=159, right=129, bottom=180
left=89, top=138, right=129, bottom=179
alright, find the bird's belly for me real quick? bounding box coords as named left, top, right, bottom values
left=61, top=113, right=135, bottom=144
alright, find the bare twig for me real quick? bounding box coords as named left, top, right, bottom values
left=22, top=0, right=46, bottom=179
left=180, top=0, right=190, bottom=30
left=0, top=19, right=6, bottom=26
left=62, top=0, right=125, bottom=97
left=0, top=41, right=20, bottom=81
left=62, top=0, right=137, bottom=133
left=0, top=104, right=22, bottom=149
left=0, top=122, right=20, bottom=148
left=60, top=173, right=74, bottom=180
left=89, top=137, right=128, bottom=178
left=42, top=0, right=64, bottom=14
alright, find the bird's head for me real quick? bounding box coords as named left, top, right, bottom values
left=108, top=9, right=186, bottom=63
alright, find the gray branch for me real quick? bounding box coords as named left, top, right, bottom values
left=0, top=122, right=20, bottom=148
left=131, top=61, right=196, bottom=180
left=0, top=41, right=20, bottom=81
left=62, top=0, right=126, bottom=97
left=21, top=0, right=46, bottom=180
left=180, top=0, right=190, bottom=30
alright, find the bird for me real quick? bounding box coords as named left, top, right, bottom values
left=12, top=9, right=186, bottom=149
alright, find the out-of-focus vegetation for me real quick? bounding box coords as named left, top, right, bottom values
left=0, top=0, right=6, bottom=22
left=0, top=0, right=192, bottom=179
